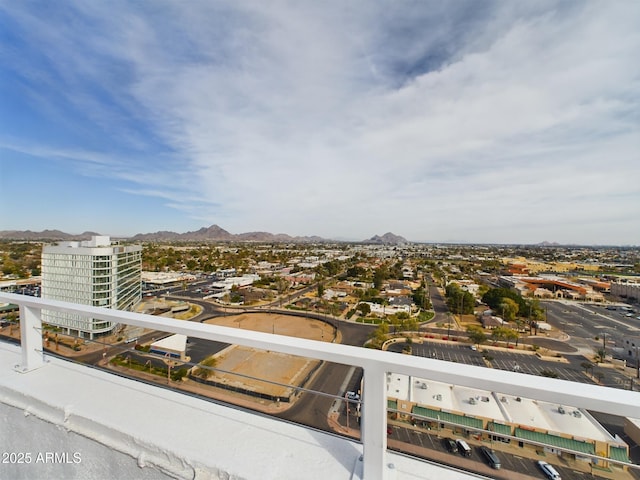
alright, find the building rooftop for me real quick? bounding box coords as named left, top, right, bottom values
left=150, top=333, right=187, bottom=353
left=387, top=375, right=625, bottom=446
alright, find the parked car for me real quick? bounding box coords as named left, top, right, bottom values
left=480, top=446, right=501, bottom=469
left=442, top=438, right=458, bottom=453
left=346, top=391, right=360, bottom=401
left=537, top=460, right=561, bottom=479
left=456, top=439, right=472, bottom=457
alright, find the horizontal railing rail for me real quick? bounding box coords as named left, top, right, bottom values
left=1, top=292, right=638, bottom=480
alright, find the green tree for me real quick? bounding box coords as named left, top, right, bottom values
left=504, top=328, right=519, bottom=346
left=373, top=267, right=387, bottom=290
left=524, top=298, right=545, bottom=321
left=412, top=287, right=432, bottom=310
left=196, top=356, right=218, bottom=380
left=466, top=325, right=487, bottom=347
left=482, top=288, right=527, bottom=313
left=357, top=303, right=371, bottom=316
left=498, top=298, right=519, bottom=322
left=188, top=259, right=199, bottom=270
left=346, top=266, right=366, bottom=279
left=400, top=317, right=418, bottom=331
left=362, top=288, right=379, bottom=301
left=368, top=322, right=389, bottom=349
left=276, top=278, right=290, bottom=296
left=445, top=283, right=474, bottom=314
left=491, top=326, right=510, bottom=343
left=389, top=311, right=415, bottom=332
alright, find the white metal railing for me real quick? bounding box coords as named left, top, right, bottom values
left=1, top=292, right=639, bottom=480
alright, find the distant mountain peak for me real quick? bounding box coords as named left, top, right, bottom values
left=130, top=224, right=326, bottom=243
left=537, top=241, right=560, bottom=246
left=0, top=225, right=410, bottom=244
left=0, top=229, right=100, bottom=241
left=364, top=232, right=408, bottom=245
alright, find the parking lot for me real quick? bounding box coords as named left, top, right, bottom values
left=408, top=343, right=486, bottom=367
left=394, top=341, right=591, bottom=384
left=389, top=337, right=638, bottom=392
left=386, top=423, right=600, bottom=480
left=488, top=350, right=590, bottom=384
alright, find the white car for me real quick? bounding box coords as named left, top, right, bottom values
left=346, top=391, right=360, bottom=401
left=537, top=460, right=561, bottom=480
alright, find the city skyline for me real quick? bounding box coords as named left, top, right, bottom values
left=1, top=2, right=639, bottom=245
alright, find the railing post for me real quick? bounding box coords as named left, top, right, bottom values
left=362, top=365, right=395, bottom=480
left=16, top=305, right=46, bottom=373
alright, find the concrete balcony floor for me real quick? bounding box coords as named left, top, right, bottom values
left=0, top=342, right=481, bottom=480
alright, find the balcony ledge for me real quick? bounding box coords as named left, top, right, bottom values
left=0, top=342, right=478, bottom=480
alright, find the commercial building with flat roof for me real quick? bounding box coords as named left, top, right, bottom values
left=41, top=236, right=142, bottom=339
left=387, top=374, right=630, bottom=470
left=612, top=281, right=640, bottom=302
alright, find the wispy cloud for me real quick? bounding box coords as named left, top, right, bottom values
left=1, top=1, right=638, bottom=243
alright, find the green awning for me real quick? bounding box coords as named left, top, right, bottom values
left=412, top=406, right=483, bottom=430
left=488, top=421, right=512, bottom=435
left=0, top=303, right=17, bottom=312
left=609, top=446, right=629, bottom=463
left=515, top=428, right=595, bottom=455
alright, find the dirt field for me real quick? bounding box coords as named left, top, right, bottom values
left=204, top=312, right=335, bottom=340
left=202, top=313, right=335, bottom=401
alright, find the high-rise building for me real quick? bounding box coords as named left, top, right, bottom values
left=41, top=236, right=142, bottom=338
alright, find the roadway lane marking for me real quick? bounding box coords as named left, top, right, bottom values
left=329, top=365, right=357, bottom=415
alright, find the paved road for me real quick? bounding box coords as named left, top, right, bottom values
left=426, top=280, right=450, bottom=325
left=277, top=362, right=362, bottom=431
left=543, top=301, right=639, bottom=360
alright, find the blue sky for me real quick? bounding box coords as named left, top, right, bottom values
left=1, top=1, right=639, bottom=244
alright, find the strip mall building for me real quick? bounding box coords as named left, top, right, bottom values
left=386, top=374, right=630, bottom=471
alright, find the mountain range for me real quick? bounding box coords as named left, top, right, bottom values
left=0, top=229, right=101, bottom=241
left=130, top=225, right=328, bottom=243
left=0, top=225, right=409, bottom=245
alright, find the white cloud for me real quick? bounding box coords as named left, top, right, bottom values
left=2, top=1, right=639, bottom=243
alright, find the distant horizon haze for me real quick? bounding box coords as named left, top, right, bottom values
left=0, top=225, right=637, bottom=248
